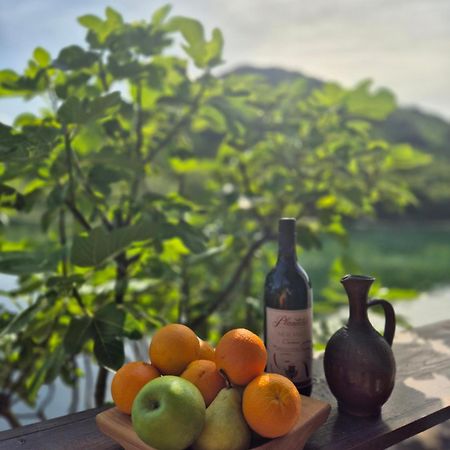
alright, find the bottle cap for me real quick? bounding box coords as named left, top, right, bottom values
left=278, top=217, right=296, bottom=234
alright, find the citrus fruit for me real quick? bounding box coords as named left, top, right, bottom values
left=215, top=328, right=267, bottom=386
left=111, top=361, right=160, bottom=415
left=149, top=323, right=200, bottom=375
left=198, top=338, right=215, bottom=361
left=242, top=373, right=301, bottom=438
left=181, top=359, right=226, bottom=406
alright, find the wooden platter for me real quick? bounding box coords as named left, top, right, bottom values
left=96, top=395, right=331, bottom=450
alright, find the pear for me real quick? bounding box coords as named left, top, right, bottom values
left=193, top=387, right=252, bottom=450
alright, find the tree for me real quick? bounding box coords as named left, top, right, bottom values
left=0, top=5, right=427, bottom=425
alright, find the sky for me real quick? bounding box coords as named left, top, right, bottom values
left=0, top=0, right=449, bottom=122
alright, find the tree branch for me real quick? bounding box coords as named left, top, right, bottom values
left=58, top=208, right=68, bottom=276
left=238, top=159, right=271, bottom=234
left=72, top=287, right=89, bottom=315
left=0, top=394, right=20, bottom=428
left=178, top=262, right=190, bottom=325
left=98, top=57, right=109, bottom=92
left=144, top=82, right=207, bottom=163
left=64, top=200, right=91, bottom=231
left=125, top=82, right=144, bottom=226
left=64, top=130, right=76, bottom=204
left=114, top=252, right=128, bottom=305
left=134, top=82, right=144, bottom=160
left=71, top=155, right=113, bottom=231
left=62, top=131, right=94, bottom=232
left=95, top=367, right=108, bottom=407
left=189, top=234, right=270, bottom=329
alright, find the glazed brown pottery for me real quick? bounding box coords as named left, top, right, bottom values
left=323, top=274, right=396, bottom=417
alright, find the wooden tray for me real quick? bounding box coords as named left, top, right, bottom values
left=96, top=395, right=331, bottom=450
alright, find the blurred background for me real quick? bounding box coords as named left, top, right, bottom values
left=0, top=1, right=449, bottom=448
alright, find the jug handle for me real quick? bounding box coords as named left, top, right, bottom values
left=367, top=299, right=396, bottom=346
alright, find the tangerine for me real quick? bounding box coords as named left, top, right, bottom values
left=198, top=338, right=215, bottom=361
left=149, top=323, right=200, bottom=375
left=243, top=373, right=301, bottom=438
left=111, top=361, right=160, bottom=415
left=181, top=359, right=226, bottom=406
left=215, top=328, right=267, bottom=386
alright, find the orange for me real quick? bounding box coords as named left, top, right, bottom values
left=181, top=359, right=226, bottom=406
left=243, top=373, right=301, bottom=438
left=198, top=338, right=215, bottom=361
left=111, top=361, right=160, bottom=415
left=215, top=328, right=267, bottom=386
left=149, top=323, right=200, bottom=375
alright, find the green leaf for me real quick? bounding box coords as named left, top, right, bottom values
left=123, top=311, right=145, bottom=340
left=57, top=96, right=82, bottom=124
left=0, top=251, right=59, bottom=275
left=0, top=123, right=31, bottom=162
left=187, top=244, right=226, bottom=265
left=93, top=303, right=125, bottom=370
left=316, top=195, right=337, bottom=209
left=152, top=4, right=172, bottom=27
left=346, top=80, right=396, bottom=120
left=167, top=16, right=206, bottom=68
left=105, top=7, right=123, bottom=26
left=174, top=221, right=207, bottom=253
left=27, top=345, right=66, bottom=402
left=54, top=45, right=98, bottom=71
left=63, top=316, right=93, bottom=354
left=0, top=184, right=26, bottom=210
left=46, top=274, right=85, bottom=293
left=87, top=165, right=124, bottom=195
left=87, top=91, right=121, bottom=119
left=0, top=298, right=44, bottom=337
left=386, top=144, right=432, bottom=170
left=205, top=28, right=224, bottom=68
left=33, top=47, right=51, bottom=67
left=78, top=14, right=103, bottom=32
left=71, top=220, right=153, bottom=267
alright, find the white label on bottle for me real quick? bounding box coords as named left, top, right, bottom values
left=266, top=307, right=312, bottom=385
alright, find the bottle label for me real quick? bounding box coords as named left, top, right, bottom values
left=265, top=306, right=312, bottom=385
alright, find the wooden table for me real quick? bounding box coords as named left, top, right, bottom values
left=1, top=320, right=450, bottom=450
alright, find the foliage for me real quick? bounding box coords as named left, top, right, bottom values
left=0, top=5, right=427, bottom=423
left=377, top=108, right=450, bottom=218
left=233, top=66, right=450, bottom=219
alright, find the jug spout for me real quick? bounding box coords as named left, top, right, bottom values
left=341, top=274, right=375, bottom=323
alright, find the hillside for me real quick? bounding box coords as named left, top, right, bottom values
left=227, top=66, right=450, bottom=219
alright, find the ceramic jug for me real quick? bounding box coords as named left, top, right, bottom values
left=323, top=274, right=396, bottom=417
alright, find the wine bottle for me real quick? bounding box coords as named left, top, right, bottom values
left=264, top=218, right=313, bottom=396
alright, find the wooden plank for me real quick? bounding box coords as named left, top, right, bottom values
left=0, top=406, right=120, bottom=450
left=96, top=396, right=330, bottom=450
left=1, top=320, right=449, bottom=450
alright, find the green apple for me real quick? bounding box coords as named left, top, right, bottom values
left=132, top=375, right=206, bottom=450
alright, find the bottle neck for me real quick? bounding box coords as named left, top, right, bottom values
left=278, top=227, right=297, bottom=262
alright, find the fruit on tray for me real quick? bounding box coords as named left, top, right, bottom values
left=110, top=324, right=303, bottom=450
left=181, top=359, right=227, bottom=406
left=149, top=323, right=200, bottom=375
left=193, top=387, right=251, bottom=450
left=131, top=375, right=206, bottom=450
left=215, top=328, right=267, bottom=386
left=243, top=373, right=301, bottom=438
left=111, top=361, right=160, bottom=415
left=198, top=338, right=215, bottom=361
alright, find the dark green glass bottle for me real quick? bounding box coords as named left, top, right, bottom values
left=264, top=218, right=313, bottom=395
